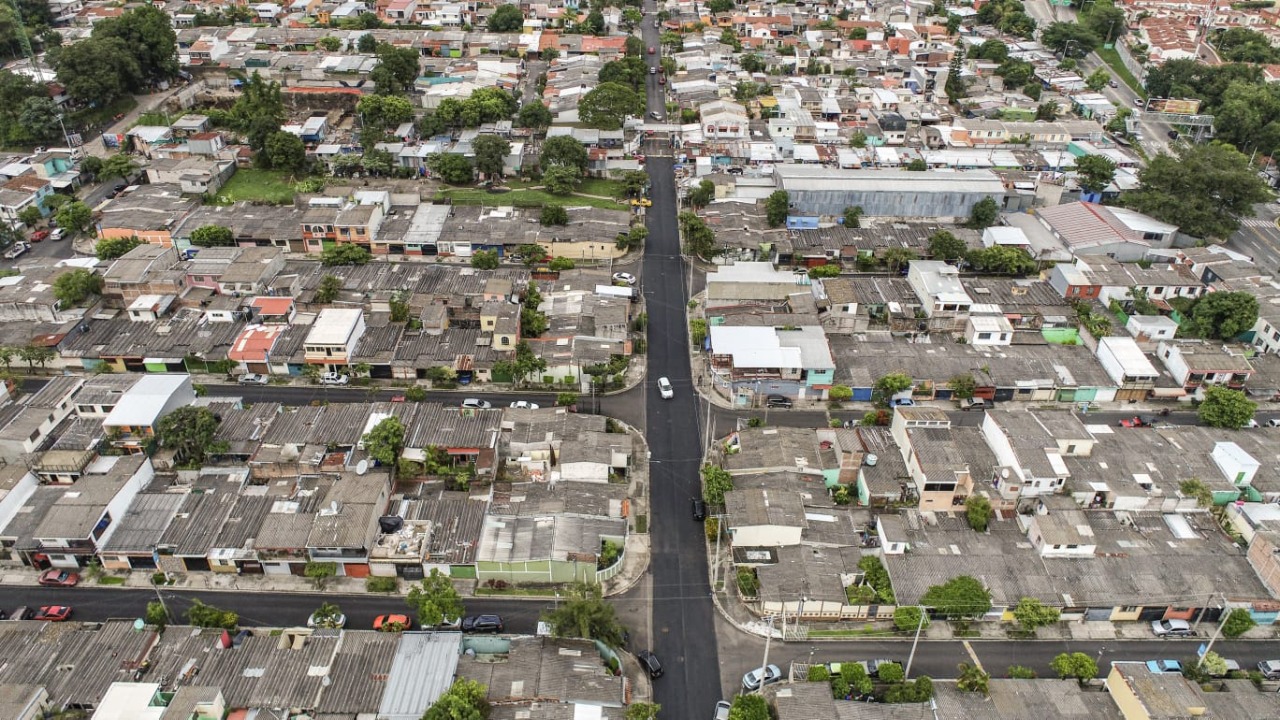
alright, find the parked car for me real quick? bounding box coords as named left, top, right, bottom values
left=1119, top=416, right=1154, bottom=428
left=1258, top=660, right=1280, bottom=679
left=238, top=373, right=269, bottom=385
left=319, top=372, right=349, bottom=386
left=742, top=664, right=782, bottom=692
left=8, top=606, right=35, bottom=620
left=1208, top=658, right=1242, bottom=677
left=108, top=184, right=126, bottom=198
left=1147, top=659, right=1183, bottom=674
left=29, top=230, right=48, bottom=243
left=612, top=272, right=637, bottom=286
left=659, top=76, right=665, bottom=85
left=649, top=111, right=662, bottom=121
left=889, top=397, right=915, bottom=407
left=462, top=614, right=504, bottom=633
left=509, top=401, right=540, bottom=410
left=307, top=606, right=347, bottom=629
left=34, top=605, right=72, bottom=621
left=713, top=701, right=732, bottom=720
left=1151, top=618, right=1193, bottom=637
left=37, top=569, right=79, bottom=587
left=3, top=242, right=29, bottom=260
left=958, top=398, right=987, bottom=411
left=373, top=614, right=411, bottom=632
left=390, top=394, right=406, bottom=402
left=860, top=659, right=900, bottom=678
left=648, top=66, right=657, bottom=75
left=1109, top=80, right=1119, bottom=88
left=637, top=649, right=664, bottom=678
left=657, top=376, right=674, bottom=399
left=692, top=499, right=707, bottom=521
left=765, top=395, right=792, bottom=409
left=49, top=228, right=65, bottom=241
left=648, top=46, right=655, bottom=54
left=461, top=398, right=492, bottom=410
left=1268, top=418, right=1280, bottom=427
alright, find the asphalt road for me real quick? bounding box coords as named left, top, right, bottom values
left=1227, top=203, right=1280, bottom=272
left=639, top=5, right=724, bottom=714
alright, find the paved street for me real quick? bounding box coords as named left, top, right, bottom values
left=1227, top=203, right=1280, bottom=272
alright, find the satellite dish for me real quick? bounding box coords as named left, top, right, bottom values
left=356, top=459, right=369, bottom=475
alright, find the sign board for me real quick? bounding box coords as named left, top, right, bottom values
left=1147, top=98, right=1201, bottom=115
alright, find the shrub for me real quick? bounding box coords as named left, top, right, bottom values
left=1222, top=608, right=1256, bottom=638
left=366, top=576, right=399, bottom=593
left=1007, top=665, right=1037, bottom=679
left=808, top=665, right=830, bottom=682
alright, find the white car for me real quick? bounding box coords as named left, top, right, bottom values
left=509, top=401, right=540, bottom=410
left=319, top=372, right=349, bottom=385
left=657, top=376, right=674, bottom=399
left=49, top=228, right=65, bottom=241
left=237, top=373, right=269, bottom=385
left=713, top=701, right=731, bottom=720
left=613, top=272, right=637, bottom=286
left=461, top=398, right=492, bottom=409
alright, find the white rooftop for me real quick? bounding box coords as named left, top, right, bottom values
left=709, top=326, right=803, bottom=370
left=102, top=375, right=190, bottom=428
left=306, top=308, right=364, bottom=346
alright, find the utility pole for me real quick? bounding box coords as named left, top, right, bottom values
left=904, top=606, right=927, bottom=679
left=152, top=576, right=172, bottom=624
left=1196, top=599, right=1231, bottom=670
left=1192, top=591, right=1216, bottom=631
left=751, top=614, right=774, bottom=693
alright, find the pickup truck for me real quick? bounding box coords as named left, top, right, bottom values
left=3, top=242, right=29, bottom=260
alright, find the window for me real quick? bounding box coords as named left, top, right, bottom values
left=977, top=332, right=991, bottom=340
left=500, top=336, right=510, bottom=346
left=1153, top=287, right=1164, bottom=295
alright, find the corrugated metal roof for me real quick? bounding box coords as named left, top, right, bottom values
left=378, top=632, right=462, bottom=720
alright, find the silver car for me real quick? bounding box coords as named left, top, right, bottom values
left=742, top=664, right=782, bottom=691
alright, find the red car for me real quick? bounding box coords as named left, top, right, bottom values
left=29, top=230, right=48, bottom=243
left=1118, top=416, right=1153, bottom=428
left=659, top=76, right=665, bottom=85
left=648, top=46, right=655, bottom=55
left=35, top=605, right=72, bottom=621
left=37, top=569, right=80, bottom=587
left=390, top=394, right=406, bottom=403
left=374, top=614, right=410, bottom=632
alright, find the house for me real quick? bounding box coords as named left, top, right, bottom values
left=706, top=324, right=836, bottom=402
left=0, top=376, right=83, bottom=463
left=304, top=308, right=366, bottom=369
left=1036, top=202, right=1178, bottom=261
left=1078, top=256, right=1206, bottom=307
left=979, top=410, right=1089, bottom=506
left=1047, top=259, right=1102, bottom=300
left=700, top=99, right=750, bottom=140
left=144, top=157, right=236, bottom=195
left=215, top=246, right=286, bottom=296
left=724, top=487, right=807, bottom=547
left=1106, top=662, right=1206, bottom=719
left=1156, top=340, right=1253, bottom=392
left=305, top=470, right=390, bottom=574
left=101, top=374, right=197, bottom=452
left=228, top=324, right=286, bottom=376
left=97, top=185, right=200, bottom=248
left=0, top=174, right=54, bottom=225
left=1095, top=336, right=1160, bottom=401
left=907, top=260, right=972, bottom=331
left=101, top=244, right=185, bottom=307
left=890, top=407, right=974, bottom=512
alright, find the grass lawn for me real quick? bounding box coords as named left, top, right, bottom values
left=1096, top=47, right=1144, bottom=96
left=213, top=168, right=299, bottom=205
left=435, top=184, right=627, bottom=211
left=474, top=585, right=561, bottom=597
left=577, top=178, right=624, bottom=198
left=97, top=576, right=126, bottom=586
left=808, top=625, right=900, bottom=638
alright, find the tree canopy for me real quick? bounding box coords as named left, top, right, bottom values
left=1121, top=142, right=1271, bottom=239
left=422, top=678, right=490, bottom=720
left=406, top=569, right=464, bottom=627
left=95, top=236, right=142, bottom=261
left=765, top=190, right=789, bottom=227
left=543, top=582, right=627, bottom=646
left=1197, top=386, right=1257, bottom=429
left=362, top=416, right=405, bottom=466
left=578, top=82, right=644, bottom=130
left=156, top=406, right=225, bottom=466
left=190, top=225, right=235, bottom=248
left=1181, top=291, right=1259, bottom=340
left=540, top=136, right=589, bottom=172
left=53, top=268, right=103, bottom=306
left=920, top=575, right=992, bottom=618
left=472, top=134, right=511, bottom=179
left=487, top=4, right=524, bottom=32
left=1074, top=154, right=1117, bottom=194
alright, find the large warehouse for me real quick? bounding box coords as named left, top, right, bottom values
left=772, top=166, right=1008, bottom=220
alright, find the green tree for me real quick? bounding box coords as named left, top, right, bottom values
left=145, top=600, right=168, bottom=628
left=1122, top=142, right=1270, bottom=239
left=764, top=190, right=789, bottom=227
left=828, top=385, right=854, bottom=402
left=965, top=494, right=992, bottom=532
left=55, top=200, right=92, bottom=235
left=972, top=39, right=1010, bottom=62
left=1085, top=67, right=1111, bottom=92
left=625, top=703, right=660, bottom=720
left=1022, top=81, right=1043, bottom=101
left=429, top=153, right=475, bottom=184
left=304, top=561, right=337, bottom=590
left=906, top=158, right=928, bottom=171
left=1184, top=291, right=1259, bottom=339
left=487, top=3, right=524, bottom=31
left=422, top=678, right=490, bottom=720
left=927, top=230, right=966, bottom=261
left=1041, top=21, right=1100, bottom=57
left=599, top=56, right=649, bottom=92
left=261, top=131, right=306, bottom=172
left=1084, top=3, right=1128, bottom=43
left=406, top=569, right=465, bottom=627
left=315, top=274, right=343, bottom=303
left=548, top=256, right=574, bottom=271
left=956, top=663, right=990, bottom=694
left=809, top=263, right=841, bottom=278
left=92, top=5, right=178, bottom=85
left=362, top=416, right=405, bottom=467
left=471, top=250, right=500, bottom=269
left=15, top=206, right=40, bottom=229
left=52, top=268, right=102, bottom=306
left=189, top=225, right=235, bottom=248
left=18, top=345, right=54, bottom=372
left=920, top=575, right=992, bottom=618
left=1035, top=101, right=1060, bottom=121
left=472, top=134, right=511, bottom=179
left=316, top=35, right=341, bottom=51
left=1050, top=652, right=1098, bottom=682
left=1197, top=386, right=1257, bottom=429
left=965, top=245, right=1037, bottom=275
left=726, top=694, right=770, bottom=720
left=1180, top=478, right=1213, bottom=507
left=53, top=37, right=140, bottom=107
left=1007, top=665, right=1037, bottom=679
left=1012, top=597, right=1061, bottom=632
left=679, top=211, right=718, bottom=259
left=702, top=464, right=734, bottom=504
left=370, top=43, right=421, bottom=95
left=389, top=292, right=411, bottom=322
left=1221, top=608, right=1256, bottom=638
left=357, top=32, right=377, bottom=53
left=229, top=71, right=285, bottom=149
left=185, top=599, right=238, bottom=630
left=542, top=165, right=581, bottom=195
left=617, top=225, right=648, bottom=250
left=1074, top=154, right=1117, bottom=194
left=517, top=101, right=552, bottom=129
left=947, top=374, right=976, bottom=400
left=156, top=405, right=224, bottom=466
left=688, top=179, right=716, bottom=208
left=321, top=244, right=373, bottom=266
left=874, top=372, right=913, bottom=401
left=1199, top=650, right=1230, bottom=677
left=357, top=94, right=415, bottom=132
left=967, top=197, right=1001, bottom=229
left=541, top=135, right=589, bottom=172
left=17, top=97, right=63, bottom=144
left=578, top=82, right=644, bottom=130
left=99, top=154, right=139, bottom=182
left=946, top=47, right=966, bottom=100
left=842, top=205, right=863, bottom=228
left=894, top=605, right=929, bottom=632
left=541, top=205, right=568, bottom=226
left=95, top=236, right=142, bottom=261
left=543, top=581, right=627, bottom=646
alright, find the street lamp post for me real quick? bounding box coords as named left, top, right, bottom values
left=904, top=606, right=927, bottom=679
